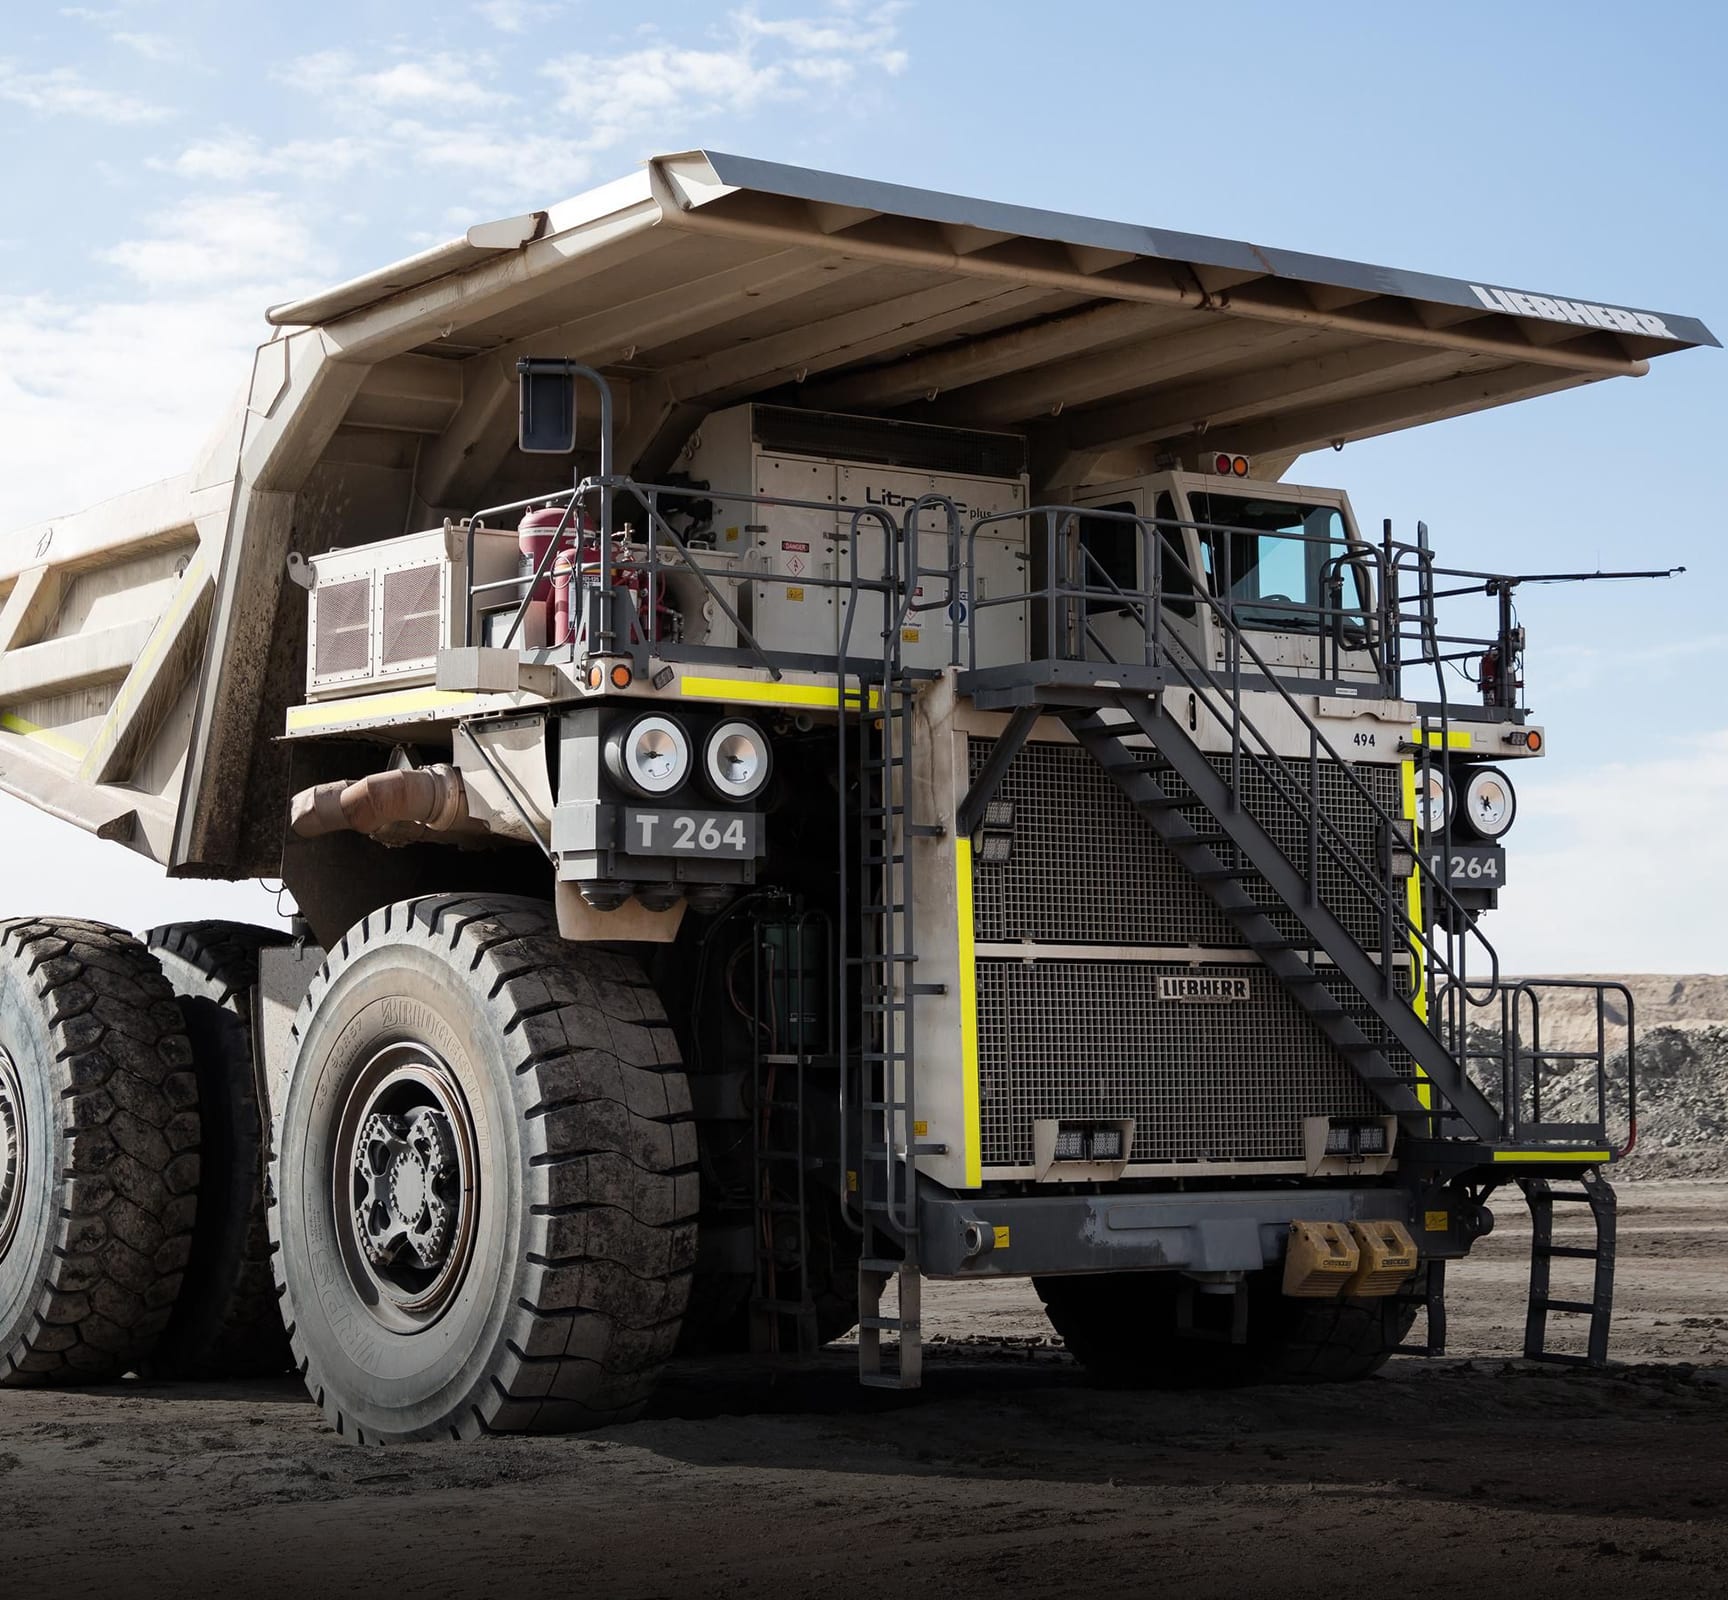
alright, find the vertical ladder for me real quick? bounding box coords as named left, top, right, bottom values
left=1520, top=1168, right=1618, bottom=1368
left=748, top=916, right=821, bottom=1356
left=842, top=505, right=944, bottom=1391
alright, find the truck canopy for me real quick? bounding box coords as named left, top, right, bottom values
left=0, top=149, right=1712, bottom=876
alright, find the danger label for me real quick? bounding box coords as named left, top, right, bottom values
left=781, top=540, right=810, bottom=553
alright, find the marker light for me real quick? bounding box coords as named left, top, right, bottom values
left=605, top=714, right=691, bottom=796
left=1416, top=768, right=1454, bottom=835
left=701, top=719, right=771, bottom=800
left=1461, top=767, right=1516, bottom=840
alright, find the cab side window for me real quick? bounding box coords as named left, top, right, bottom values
left=1074, top=495, right=1197, bottom=619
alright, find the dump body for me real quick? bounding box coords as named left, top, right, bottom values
left=0, top=150, right=1710, bottom=878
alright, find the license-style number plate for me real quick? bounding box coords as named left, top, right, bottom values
left=1424, top=844, right=1506, bottom=885
left=622, top=809, right=760, bottom=857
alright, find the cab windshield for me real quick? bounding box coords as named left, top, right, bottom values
left=1187, top=492, right=1370, bottom=636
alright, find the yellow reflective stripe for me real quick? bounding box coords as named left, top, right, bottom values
left=1400, top=758, right=1432, bottom=1111
left=1411, top=727, right=1472, bottom=749
left=956, top=835, right=982, bottom=1189
left=1492, top=1149, right=1611, bottom=1164
left=678, top=675, right=879, bottom=711
left=286, top=689, right=480, bottom=731
left=0, top=710, right=85, bottom=760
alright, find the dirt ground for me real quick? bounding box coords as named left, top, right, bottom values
left=5, top=1179, right=1728, bottom=1600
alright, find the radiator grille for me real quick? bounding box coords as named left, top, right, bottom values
left=381, top=564, right=443, bottom=667
left=313, top=576, right=372, bottom=680
left=968, top=738, right=1402, bottom=950
left=975, top=958, right=1385, bottom=1167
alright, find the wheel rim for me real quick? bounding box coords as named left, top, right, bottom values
left=0, top=1048, right=25, bottom=1265
left=331, top=1041, right=479, bottom=1332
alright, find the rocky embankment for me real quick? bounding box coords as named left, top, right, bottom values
left=1491, top=976, right=1728, bottom=1177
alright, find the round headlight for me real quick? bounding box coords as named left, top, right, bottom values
left=702, top=719, right=771, bottom=800
left=1462, top=767, right=1516, bottom=839
left=1416, top=767, right=1453, bottom=835
left=605, top=714, right=690, bottom=797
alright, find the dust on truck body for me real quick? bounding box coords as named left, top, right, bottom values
left=0, top=152, right=1710, bottom=1432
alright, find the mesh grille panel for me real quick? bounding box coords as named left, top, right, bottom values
left=313, top=576, right=372, bottom=679
left=975, top=958, right=1384, bottom=1167
left=381, top=564, right=443, bottom=666
left=969, top=738, right=1402, bottom=949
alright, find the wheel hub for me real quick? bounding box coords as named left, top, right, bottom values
left=0, top=1049, right=25, bottom=1264
left=334, top=1045, right=479, bottom=1329
left=355, top=1107, right=458, bottom=1273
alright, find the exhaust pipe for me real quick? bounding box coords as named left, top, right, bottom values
left=290, top=765, right=468, bottom=839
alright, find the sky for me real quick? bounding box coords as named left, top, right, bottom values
left=0, top=0, right=1722, bottom=969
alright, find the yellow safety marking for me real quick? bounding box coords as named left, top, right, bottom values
left=1424, top=1210, right=1450, bottom=1232
left=956, top=835, right=982, bottom=1189
left=1491, top=1149, right=1611, bottom=1164
left=1410, top=726, right=1473, bottom=750
left=0, top=710, right=86, bottom=760
left=1400, top=758, right=1433, bottom=1111
left=992, top=1225, right=1011, bottom=1251
left=678, top=674, right=879, bottom=711
left=913, top=1119, right=928, bottom=1138
left=285, top=688, right=481, bottom=732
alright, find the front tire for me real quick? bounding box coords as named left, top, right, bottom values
left=272, top=896, right=696, bottom=1441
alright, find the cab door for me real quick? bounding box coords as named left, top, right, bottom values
left=1072, top=489, right=1205, bottom=670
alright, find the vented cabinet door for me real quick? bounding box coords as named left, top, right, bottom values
left=311, top=575, right=375, bottom=686
left=378, top=562, right=446, bottom=674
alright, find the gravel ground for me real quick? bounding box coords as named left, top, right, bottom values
left=4, top=1179, right=1728, bottom=1600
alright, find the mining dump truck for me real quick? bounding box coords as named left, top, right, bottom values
left=0, top=152, right=1708, bottom=1438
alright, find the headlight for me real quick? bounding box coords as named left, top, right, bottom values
left=702, top=719, right=771, bottom=800
left=605, top=714, right=690, bottom=796
left=1461, top=766, right=1516, bottom=839
left=1416, top=767, right=1453, bottom=835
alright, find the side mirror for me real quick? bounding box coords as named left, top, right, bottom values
left=517, top=358, right=577, bottom=454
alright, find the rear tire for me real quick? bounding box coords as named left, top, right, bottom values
left=145, top=920, right=291, bottom=1379
left=272, top=895, right=697, bottom=1441
left=1036, top=1270, right=1417, bottom=1387
left=0, top=919, right=199, bottom=1384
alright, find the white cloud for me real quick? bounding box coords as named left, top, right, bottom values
left=541, top=4, right=911, bottom=157
left=277, top=49, right=498, bottom=110
left=112, top=31, right=180, bottom=63
left=475, top=0, right=563, bottom=32
left=0, top=286, right=263, bottom=528
left=98, top=192, right=329, bottom=291
left=1491, top=733, right=1728, bottom=971
left=161, top=132, right=381, bottom=182
left=0, top=59, right=168, bottom=123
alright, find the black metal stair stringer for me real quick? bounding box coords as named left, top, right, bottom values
left=1063, top=699, right=1503, bottom=1142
